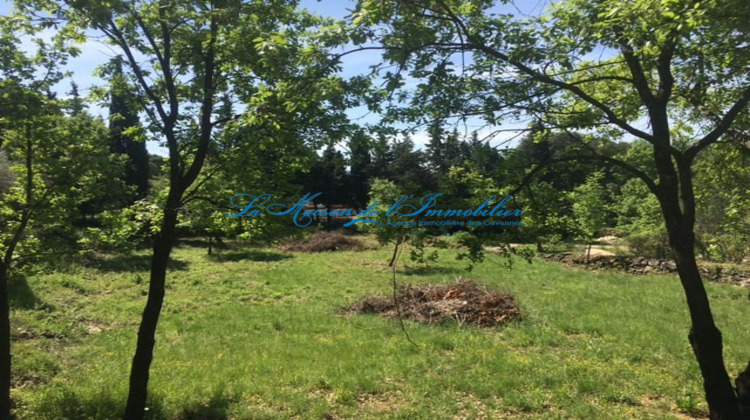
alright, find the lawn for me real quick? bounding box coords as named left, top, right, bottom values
left=8, top=240, right=750, bottom=419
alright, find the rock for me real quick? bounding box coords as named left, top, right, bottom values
left=538, top=253, right=750, bottom=289
left=86, top=325, right=102, bottom=334
left=595, top=235, right=620, bottom=244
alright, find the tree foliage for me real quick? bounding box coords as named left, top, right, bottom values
left=0, top=10, right=118, bottom=417
left=351, top=0, right=750, bottom=417
left=106, top=56, right=150, bottom=202
left=31, top=0, right=363, bottom=417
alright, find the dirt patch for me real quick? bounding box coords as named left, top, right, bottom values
left=583, top=247, right=616, bottom=257
left=595, top=235, right=621, bottom=245
left=343, top=279, right=520, bottom=327
left=279, top=231, right=365, bottom=253
left=357, top=391, right=408, bottom=413
left=638, top=396, right=708, bottom=419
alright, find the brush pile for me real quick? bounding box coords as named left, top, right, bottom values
left=344, top=279, right=520, bottom=327
left=279, top=231, right=365, bottom=253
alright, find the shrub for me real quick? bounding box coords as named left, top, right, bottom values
left=625, top=229, right=671, bottom=259
left=705, top=233, right=750, bottom=263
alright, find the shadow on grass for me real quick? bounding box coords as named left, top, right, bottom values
left=86, top=254, right=189, bottom=273
left=178, top=238, right=273, bottom=249
left=208, top=249, right=293, bottom=263
left=26, top=389, right=238, bottom=420
left=8, top=274, right=40, bottom=309
left=24, top=389, right=166, bottom=420
left=178, top=238, right=227, bottom=249
left=401, top=265, right=460, bottom=276
left=176, top=393, right=235, bottom=420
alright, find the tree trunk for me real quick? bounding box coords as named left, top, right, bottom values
left=646, top=105, right=746, bottom=419
left=667, top=222, right=743, bottom=420
left=388, top=238, right=402, bottom=268
left=0, top=125, right=34, bottom=420
left=122, top=197, right=180, bottom=420
left=0, top=263, right=11, bottom=420
left=737, top=362, right=750, bottom=416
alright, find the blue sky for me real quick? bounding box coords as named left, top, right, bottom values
left=1, top=0, right=549, bottom=155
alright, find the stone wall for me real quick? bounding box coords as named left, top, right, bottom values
left=539, top=253, right=750, bottom=288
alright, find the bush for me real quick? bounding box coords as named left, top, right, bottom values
left=705, top=233, right=750, bottom=263
left=626, top=229, right=671, bottom=259
left=597, top=227, right=625, bottom=238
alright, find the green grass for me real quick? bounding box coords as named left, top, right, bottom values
left=9, top=240, right=750, bottom=419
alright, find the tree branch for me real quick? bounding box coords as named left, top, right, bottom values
left=686, top=83, right=750, bottom=160
left=615, top=30, right=656, bottom=109
left=425, top=2, right=656, bottom=143
left=182, top=7, right=217, bottom=187
left=133, top=10, right=178, bottom=124
left=655, top=34, right=677, bottom=103
left=100, top=17, right=170, bottom=127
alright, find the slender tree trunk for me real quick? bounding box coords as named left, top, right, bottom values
left=666, top=219, right=743, bottom=420
left=655, top=149, right=745, bottom=419
left=0, top=263, right=11, bottom=420
left=123, top=195, right=180, bottom=420
left=643, top=102, right=745, bottom=418
left=0, top=125, right=35, bottom=420
left=388, top=238, right=403, bottom=268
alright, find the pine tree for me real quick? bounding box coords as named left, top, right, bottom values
left=67, top=81, right=86, bottom=115
left=426, top=119, right=445, bottom=172
left=349, top=132, right=371, bottom=209
left=108, top=56, right=149, bottom=201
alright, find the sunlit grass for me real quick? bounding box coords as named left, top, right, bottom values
left=9, top=240, right=750, bottom=419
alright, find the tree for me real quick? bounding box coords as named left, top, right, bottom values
left=107, top=56, right=150, bottom=202
left=0, top=103, right=119, bottom=420
left=363, top=178, right=423, bottom=266
left=466, top=131, right=504, bottom=181
left=388, top=137, right=437, bottom=193
left=693, top=141, right=750, bottom=262
left=570, top=171, right=609, bottom=264
left=353, top=0, right=750, bottom=417
left=610, top=141, right=672, bottom=258
left=51, top=1, right=354, bottom=417
left=0, top=12, right=86, bottom=418
left=348, top=130, right=372, bottom=209
left=512, top=180, right=576, bottom=252
left=368, top=134, right=395, bottom=180
left=66, top=81, right=86, bottom=115
left=0, top=112, right=118, bottom=420
left=426, top=123, right=470, bottom=174
left=0, top=152, right=13, bottom=196
left=301, top=146, right=349, bottom=225
left=425, top=119, right=446, bottom=172
left=182, top=116, right=316, bottom=250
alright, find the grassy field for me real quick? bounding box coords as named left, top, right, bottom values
left=8, top=239, right=750, bottom=419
